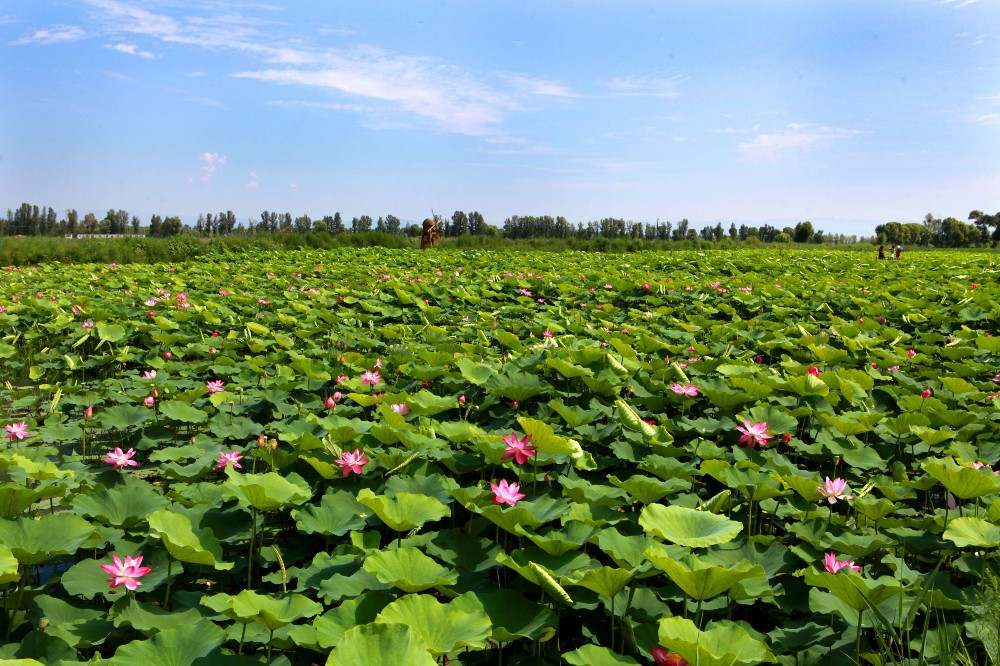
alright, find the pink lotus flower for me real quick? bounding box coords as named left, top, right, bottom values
left=669, top=383, right=699, bottom=397
left=215, top=450, right=243, bottom=470
left=84, top=406, right=93, bottom=420
left=907, top=349, right=916, bottom=358
left=82, top=320, right=94, bottom=329
left=104, top=447, right=139, bottom=470
left=361, top=370, right=381, bottom=386
left=817, top=476, right=853, bottom=504
left=490, top=479, right=526, bottom=507
left=324, top=396, right=337, bottom=409
left=5, top=422, right=31, bottom=440
left=736, top=419, right=773, bottom=448
left=501, top=432, right=537, bottom=465
left=807, top=366, right=821, bottom=377
left=921, top=388, right=932, bottom=399
left=651, top=646, right=690, bottom=666
left=824, top=552, right=862, bottom=574
left=390, top=403, right=410, bottom=416
left=143, top=396, right=155, bottom=407
left=336, top=449, right=369, bottom=476
left=142, top=370, right=157, bottom=380
left=100, top=554, right=152, bottom=590
left=543, top=329, right=555, bottom=338
left=206, top=380, right=224, bottom=394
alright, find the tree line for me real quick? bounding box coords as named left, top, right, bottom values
left=874, top=212, right=1000, bottom=248
left=5, top=201, right=996, bottom=248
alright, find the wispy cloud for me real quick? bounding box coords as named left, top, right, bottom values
left=245, top=170, right=259, bottom=189
left=14, top=24, right=87, bottom=45
left=736, top=123, right=866, bottom=161
left=942, top=0, right=980, bottom=8
left=199, top=152, right=227, bottom=183
left=599, top=73, right=683, bottom=98
left=106, top=42, right=157, bottom=58
left=56, top=0, right=577, bottom=139
left=0, top=15, right=19, bottom=25
left=975, top=113, right=1000, bottom=124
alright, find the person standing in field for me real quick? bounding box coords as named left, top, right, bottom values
left=895, top=245, right=902, bottom=260
left=878, top=245, right=885, bottom=260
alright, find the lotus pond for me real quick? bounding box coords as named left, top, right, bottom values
left=0, top=248, right=998, bottom=666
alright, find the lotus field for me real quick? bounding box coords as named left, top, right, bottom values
left=2, top=247, right=1000, bottom=666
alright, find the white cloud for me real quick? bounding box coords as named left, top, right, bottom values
left=14, top=24, right=86, bottom=45
left=245, top=170, right=259, bottom=188
left=599, top=73, right=684, bottom=98
left=737, top=123, right=866, bottom=161
left=942, top=0, right=980, bottom=7
left=975, top=113, right=1000, bottom=124
left=106, top=42, right=157, bottom=58
left=73, top=0, right=576, bottom=140
left=199, top=152, right=227, bottom=183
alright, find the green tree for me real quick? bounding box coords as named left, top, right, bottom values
left=793, top=220, right=813, bottom=243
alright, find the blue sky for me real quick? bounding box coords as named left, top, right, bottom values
left=2, top=1, right=998, bottom=237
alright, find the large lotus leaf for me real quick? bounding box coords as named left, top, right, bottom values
left=456, top=589, right=557, bottom=642
left=922, top=458, right=1000, bottom=499
left=202, top=589, right=322, bottom=631
left=296, top=592, right=394, bottom=649
left=362, top=547, right=458, bottom=592
left=451, top=485, right=569, bottom=533
left=313, top=414, right=373, bottom=443
left=147, top=509, right=232, bottom=570
left=221, top=469, right=312, bottom=511
left=157, top=400, right=209, bottom=424
left=3, top=453, right=73, bottom=482
left=72, top=477, right=170, bottom=528
left=96, top=321, right=127, bottom=343
left=0, top=482, right=64, bottom=518
left=786, top=373, right=829, bottom=397
left=112, top=598, right=203, bottom=637
left=566, top=566, right=634, bottom=599
left=30, top=594, right=114, bottom=648
left=407, top=390, right=458, bottom=416
left=943, top=517, right=1000, bottom=548
left=293, top=489, right=368, bottom=536
left=0, top=544, right=19, bottom=584
left=8, top=631, right=75, bottom=664
left=325, top=622, right=436, bottom=666
left=0, top=513, right=97, bottom=565
left=610, top=474, right=688, bottom=504
left=356, top=489, right=449, bottom=532
left=514, top=521, right=600, bottom=556
left=639, top=504, right=743, bottom=547
left=318, top=569, right=393, bottom=603
left=657, top=617, right=776, bottom=666
left=98, top=404, right=151, bottom=430
left=374, top=593, right=491, bottom=655
left=804, top=569, right=907, bottom=617
left=517, top=417, right=589, bottom=465
left=646, top=548, right=765, bottom=601
left=563, top=645, right=640, bottom=666
left=596, top=527, right=659, bottom=571
left=109, top=619, right=225, bottom=666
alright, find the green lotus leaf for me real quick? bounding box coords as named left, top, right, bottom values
left=816, top=412, right=879, bottom=436
left=657, top=617, right=777, bottom=666
left=147, top=509, right=232, bottom=570
left=645, top=548, right=765, bottom=601
left=31, top=594, right=114, bottom=648
left=0, top=544, right=18, bottom=584
left=566, top=565, right=634, bottom=599
left=96, top=322, right=127, bottom=343
left=221, top=469, right=312, bottom=511
left=460, top=589, right=557, bottom=642
left=109, top=618, right=225, bottom=665
left=72, top=477, right=170, bottom=528
left=318, top=569, right=393, bottom=603
left=514, top=521, right=600, bottom=556
left=0, top=482, right=64, bottom=518
left=156, top=400, right=209, bottom=424
left=639, top=504, right=743, bottom=547
left=407, top=390, right=459, bottom=415
left=803, top=569, right=906, bottom=616
left=910, top=425, right=956, bottom=446
left=615, top=399, right=656, bottom=437
left=356, top=489, right=449, bottom=532
left=362, top=547, right=458, bottom=592
left=7, top=631, right=75, bottom=664
left=563, top=644, right=640, bottom=666
left=98, top=404, right=151, bottom=430
left=922, top=458, right=1000, bottom=499
left=852, top=496, right=897, bottom=521
left=595, top=527, right=659, bottom=570
left=312, top=414, right=373, bottom=442
left=786, top=373, right=829, bottom=397
left=943, top=516, right=1000, bottom=547
left=1, top=453, right=72, bottom=482
left=111, top=598, right=202, bottom=637
left=296, top=592, right=393, bottom=649
left=325, top=622, right=436, bottom=666
left=0, top=513, right=97, bottom=565
left=517, top=417, right=586, bottom=460
left=374, top=593, right=491, bottom=655
left=204, top=589, right=322, bottom=631
left=293, top=489, right=368, bottom=536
